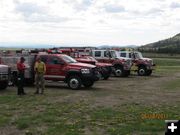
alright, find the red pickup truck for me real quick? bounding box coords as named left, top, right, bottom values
left=37, top=54, right=99, bottom=89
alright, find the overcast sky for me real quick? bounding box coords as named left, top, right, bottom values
left=0, top=0, right=180, bottom=46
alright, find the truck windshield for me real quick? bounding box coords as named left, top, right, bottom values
left=61, top=55, right=77, bottom=63
left=134, top=52, right=143, bottom=59
left=110, top=51, right=118, bottom=58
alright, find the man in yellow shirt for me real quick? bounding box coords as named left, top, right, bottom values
left=34, top=57, right=46, bottom=94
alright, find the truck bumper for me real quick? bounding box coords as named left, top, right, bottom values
left=81, top=67, right=100, bottom=81
left=81, top=74, right=99, bottom=81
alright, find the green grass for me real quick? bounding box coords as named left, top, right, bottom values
left=143, top=52, right=180, bottom=59
left=152, top=57, right=180, bottom=75
left=164, top=78, right=180, bottom=90
left=153, top=58, right=180, bottom=66
left=0, top=94, right=179, bottom=135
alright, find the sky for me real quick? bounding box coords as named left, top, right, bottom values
left=0, top=0, right=180, bottom=47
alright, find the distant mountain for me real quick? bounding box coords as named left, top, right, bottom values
left=142, top=33, right=180, bottom=48
left=139, top=33, right=180, bottom=53
left=98, top=45, right=137, bottom=49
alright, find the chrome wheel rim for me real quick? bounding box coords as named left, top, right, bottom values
left=69, top=78, right=79, bottom=89
left=139, top=69, right=145, bottom=75
left=115, top=69, right=122, bottom=76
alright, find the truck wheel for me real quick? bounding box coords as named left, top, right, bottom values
left=83, top=80, right=94, bottom=88
left=0, top=81, right=8, bottom=90
left=114, top=67, right=123, bottom=77
left=146, top=70, right=152, bottom=76
left=138, top=66, right=147, bottom=76
left=67, top=76, right=82, bottom=90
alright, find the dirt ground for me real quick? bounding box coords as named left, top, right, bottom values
left=41, top=72, right=180, bottom=107
left=0, top=71, right=180, bottom=135
left=1, top=71, right=180, bottom=109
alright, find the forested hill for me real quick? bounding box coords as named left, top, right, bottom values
left=139, top=33, right=180, bottom=53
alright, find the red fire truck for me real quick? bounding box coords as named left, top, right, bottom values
left=91, top=50, right=132, bottom=77
left=118, top=51, right=155, bottom=76
left=0, top=50, right=99, bottom=89
left=53, top=48, right=113, bottom=80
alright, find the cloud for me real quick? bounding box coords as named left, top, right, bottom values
left=81, top=0, right=92, bottom=7
left=14, top=2, right=46, bottom=17
left=14, top=1, right=70, bottom=23
left=145, top=8, right=164, bottom=15
left=104, top=4, right=125, bottom=13
left=64, top=0, right=93, bottom=11
left=24, top=14, right=69, bottom=23
left=0, top=0, right=180, bottom=45
left=170, top=2, right=180, bottom=9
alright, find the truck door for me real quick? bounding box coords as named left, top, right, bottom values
left=93, top=50, right=104, bottom=62
left=45, top=56, right=65, bottom=81
left=103, top=51, right=114, bottom=63
left=131, top=52, right=139, bottom=68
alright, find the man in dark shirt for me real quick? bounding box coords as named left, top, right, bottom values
left=17, top=57, right=26, bottom=95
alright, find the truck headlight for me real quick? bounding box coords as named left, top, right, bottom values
left=81, top=68, right=90, bottom=74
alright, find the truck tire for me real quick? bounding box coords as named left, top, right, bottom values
left=138, top=66, right=147, bottom=76
left=67, top=76, right=82, bottom=90
left=114, top=66, right=123, bottom=77
left=83, top=80, right=94, bottom=88
left=146, top=70, right=152, bottom=76
left=0, top=81, right=8, bottom=90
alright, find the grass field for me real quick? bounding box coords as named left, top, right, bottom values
left=0, top=57, right=180, bottom=135
left=143, top=52, right=180, bottom=59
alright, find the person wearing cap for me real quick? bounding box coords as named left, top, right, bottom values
left=17, top=57, right=26, bottom=95
left=34, top=57, right=46, bottom=94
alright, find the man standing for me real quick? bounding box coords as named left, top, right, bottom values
left=34, top=57, right=46, bottom=94
left=17, top=57, right=26, bottom=95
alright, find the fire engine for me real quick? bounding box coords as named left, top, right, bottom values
left=91, top=50, right=132, bottom=77
left=0, top=50, right=99, bottom=89
left=52, top=48, right=113, bottom=80
left=0, top=52, right=35, bottom=85
left=118, top=51, right=155, bottom=76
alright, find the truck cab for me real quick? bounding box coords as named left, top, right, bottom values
left=119, top=51, right=155, bottom=76
left=37, top=54, right=99, bottom=89
left=91, top=50, right=131, bottom=77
